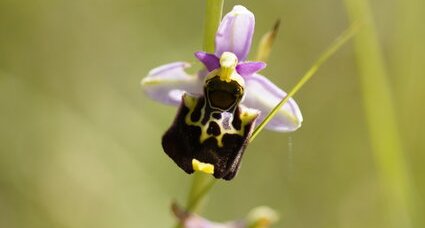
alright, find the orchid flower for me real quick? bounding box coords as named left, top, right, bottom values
left=141, top=5, right=303, bottom=180
left=142, top=5, right=303, bottom=131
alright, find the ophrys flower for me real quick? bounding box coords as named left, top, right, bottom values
left=141, top=5, right=302, bottom=180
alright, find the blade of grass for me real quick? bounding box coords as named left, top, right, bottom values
left=344, top=0, right=414, bottom=227
left=250, top=22, right=361, bottom=143
left=392, top=0, right=425, bottom=225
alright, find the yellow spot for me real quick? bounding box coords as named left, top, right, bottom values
left=183, top=94, right=197, bottom=108
left=192, top=159, right=214, bottom=174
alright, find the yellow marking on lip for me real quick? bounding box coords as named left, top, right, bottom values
left=183, top=94, right=249, bottom=148
left=192, top=159, right=214, bottom=174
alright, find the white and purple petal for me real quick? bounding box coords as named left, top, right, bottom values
left=242, top=74, right=303, bottom=132
left=141, top=62, right=203, bottom=106
left=215, top=5, right=255, bottom=62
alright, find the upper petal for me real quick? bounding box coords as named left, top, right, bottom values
left=141, top=62, right=203, bottom=106
left=215, top=5, right=255, bottom=62
left=236, top=61, right=266, bottom=77
left=194, top=51, right=220, bottom=72
left=242, top=74, right=303, bottom=132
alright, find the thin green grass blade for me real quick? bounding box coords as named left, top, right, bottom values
left=250, top=22, right=361, bottom=143
left=202, top=0, right=224, bottom=53
left=344, top=0, right=414, bottom=227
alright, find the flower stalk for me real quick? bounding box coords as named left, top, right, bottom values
left=203, top=0, right=224, bottom=53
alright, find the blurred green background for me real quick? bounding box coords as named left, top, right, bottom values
left=0, top=0, right=424, bottom=227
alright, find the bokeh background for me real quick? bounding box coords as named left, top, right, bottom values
left=0, top=0, right=424, bottom=227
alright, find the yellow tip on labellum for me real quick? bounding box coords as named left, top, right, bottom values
left=192, top=159, right=214, bottom=174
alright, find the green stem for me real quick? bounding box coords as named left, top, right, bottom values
left=250, top=22, right=361, bottom=142
left=186, top=175, right=217, bottom=211
left=175, top=174, right=216, bottom=228
left=203, top=0, right=224, bottom=53
left=344, top=0, right=414, bottom=227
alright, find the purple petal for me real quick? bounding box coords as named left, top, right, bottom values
left=215, top=5, right=255, bottom=61
left=236, top=62, right=267, bottom=77
left=194, top=51, right=220, bottom=72
left=242, top=74, right=303, bottom=132
left=141, top=62, right=203, bottom=106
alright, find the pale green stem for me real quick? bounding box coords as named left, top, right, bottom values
left=344, top=0, right=414, bottom=227
left=203, top=0, right=224, bottom=53
left=186, top=175, right=217, bottom=211
left=175, top=1, right=223, bottom=227
left=250, top=22, right=361, bottom=143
